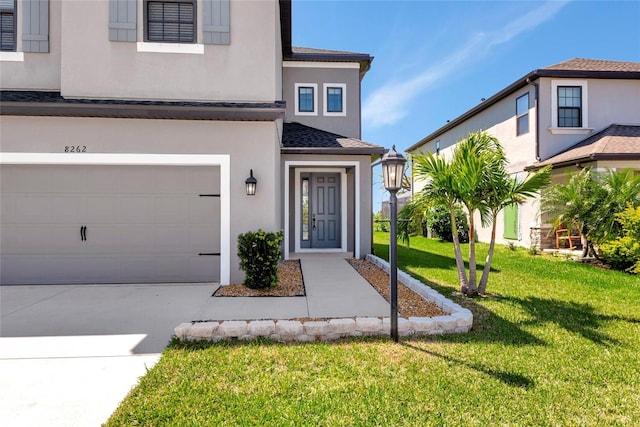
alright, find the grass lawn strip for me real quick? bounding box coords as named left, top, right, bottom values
left=106, top=233, right=640, bottom=426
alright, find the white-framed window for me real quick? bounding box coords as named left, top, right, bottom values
left=550, top=80, right=591, bottom=134
left=516, top=92, right=529, bottom=136
left=323, top=83, right=346, bottom=116
left=295, top=83, right=318, bottom=116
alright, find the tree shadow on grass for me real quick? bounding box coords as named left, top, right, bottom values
left=402, top=342, right=535, bottom=389
left=503, top=296, right=630, bottom=347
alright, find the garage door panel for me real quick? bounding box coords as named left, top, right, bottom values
left=49, top=168, right=89, bottom=193
left=155, top=168, right=188, bottom=193
left=189, top=227, right=219, bottom=252
left=120, top=169, right=157, bottom=194
left=119, top=226, right=156, bottom=253
left=1, top=226, right=54, bottom=254
left=189, top=197, right=219, bottom=223
left=155, top=196, right=189, bottom=224
left=50, top=195, right=86, bottom=223
left=155, top=227, right=189, bottom=253
left=8, top=195, right=52, bottom=223
left=190, top=256, right=220, bottom=282
left=85, top=168, right=121, bottom=193
left=120, top=197, right=155, bottom=223
left=1, top=165, right=220, bottom=284
left=187, top=167, right=220, bottom=194
left=85, top=196, right=120, bottom=224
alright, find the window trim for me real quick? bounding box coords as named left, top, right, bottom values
left=550, top=80, right=591, bottom=134
left=144, top=0, right=197, bottom=44
left=323, top=83, right=347, bottom=116
left=0, top=0, right=16, bottom=52
left=294, top=83, right=318, bottom=116
left=516, top=92, right=529, bottom=136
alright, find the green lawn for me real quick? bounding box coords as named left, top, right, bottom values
left=106, top=233, right=640, bottom=426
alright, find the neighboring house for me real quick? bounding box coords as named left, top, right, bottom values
left=408, top=58, right=640, bottom=249
left=0, top=0, right=383, bottom=285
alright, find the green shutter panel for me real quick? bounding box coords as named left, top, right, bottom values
left=503, top=203, right=519, bottom=240
left=22, top=0, right=49, bottom=52
left=203, top=0, right=230, bottom=45
left=109, top=0, right=137, bottom=42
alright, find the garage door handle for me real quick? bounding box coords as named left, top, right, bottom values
left=80, top=226, right=87, bottom=242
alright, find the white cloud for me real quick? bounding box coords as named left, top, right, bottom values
left=362, top=0, right=570, bottom=128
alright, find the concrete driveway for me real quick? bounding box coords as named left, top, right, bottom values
left=0, top=283, right=218, bottom=427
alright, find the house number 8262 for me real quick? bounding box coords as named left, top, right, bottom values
left=64, top=146, right=87, bottom=153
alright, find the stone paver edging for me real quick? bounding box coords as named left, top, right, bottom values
left=174, top=255, right=472, bottom=342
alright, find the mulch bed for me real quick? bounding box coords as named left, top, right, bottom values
left=213, top=259, right=305, bottom=297
left=214, top=257, right=445, bottom=318
left=346, top=259, right=446, bottom=318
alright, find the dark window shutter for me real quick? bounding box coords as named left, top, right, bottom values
left=203, top=0, right=229, bottom=45
left=22, top=0, right=48, bottom=52
left=0, top=11, right=15, bottom=51
left=109, top=0, right=137, bottom=42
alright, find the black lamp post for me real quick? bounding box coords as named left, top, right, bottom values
left=245, top=169, right=257, bottom=196
left=381, top=145, right=406, bottom=342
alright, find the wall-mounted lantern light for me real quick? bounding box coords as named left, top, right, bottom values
left=245, top=169, right=257, bottom=196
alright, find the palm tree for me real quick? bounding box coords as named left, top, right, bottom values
left=412, top=151, right=470, bottom=291
left=478, top=166, right=551, bottom=294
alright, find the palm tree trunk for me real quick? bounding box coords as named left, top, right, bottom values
left=466, top=212, right=478, bottom=296
left=478, top=213, right=498, bottom=295
left=450, top=207, right=469, bottom=292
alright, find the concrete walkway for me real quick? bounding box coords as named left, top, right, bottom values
left=0, top=254, right=390, bottom=427
left=198, top=255, right=390, bottom=320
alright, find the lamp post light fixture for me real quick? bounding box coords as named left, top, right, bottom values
left=245, top=169, right=257, bottom=196
left=381, top=145, right=407, bottom=342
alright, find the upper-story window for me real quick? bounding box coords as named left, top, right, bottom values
left=145, top=0, right=196, bottom=43
left=295, top=83, right=318, bottom=116
left=323, top=83, right=347, bottom=116
left=0, top=0, right=16, bottom=51
left=516, top=93, right=529, bottom=135
left=550, top=80, right=589, bottom=134
left=557, top=86, right=581, bottom=127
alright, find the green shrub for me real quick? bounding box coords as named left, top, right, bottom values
left=600, top=205, right=640, bottom=274
left=373, top=212, right=389, bottom=232
left=237, top=229, right=284, bottom=288
left=428, top=204, right=469, bottom=243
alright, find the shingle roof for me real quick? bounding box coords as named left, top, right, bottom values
left=285, top=46, right=374, bottom=78
left=408, top=58, right=640, bottom=152
left=282, top=122, right=384, bottom=155
left=0, top=91, right=285, bottom=121
left=291, top=46, right=371, bottom=57
left=542, top=58, right=640, bottom=73
left=530, top=124, right=640, bottom=169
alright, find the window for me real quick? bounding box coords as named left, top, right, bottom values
left=298, top=87, right=314, bottom=112
left=0, top=0, right=15, bottom=51
left=323, top=83, right=347, bottom=116
left=558, top=86, right=581, bottom=127
left=294, top=83, right=318, bottom=116
left=550, top=80, right=589, bottom=133
left=516, top=93, right=529, bottom=135
left=146, top=0, right=195, bottom=43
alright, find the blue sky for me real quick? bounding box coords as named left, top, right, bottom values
left=291, top=0, right=640, bottom=211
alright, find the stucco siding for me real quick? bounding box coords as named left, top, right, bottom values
left=59, top=0, right=280, bottom=101
left=0, top=115, right=281, bottom=283
left=283, top=65, right=361, bottom=138
left=281, top=154, right=373, bottom=257
left=537, top=77, right=640, bottom=161
left=0, top=0, right=62, bottom=90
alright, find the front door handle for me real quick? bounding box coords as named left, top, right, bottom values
left=312, top=214, right=316, bottom=230
left=80, top=226, right=87, bottom=241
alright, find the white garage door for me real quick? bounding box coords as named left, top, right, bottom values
left=1, top=165, right=221, bottom=284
